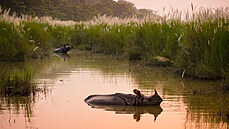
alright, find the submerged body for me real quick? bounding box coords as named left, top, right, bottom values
left=84, top=89, right=163, bottom=106
left=53, top=45, right=71, bottom=53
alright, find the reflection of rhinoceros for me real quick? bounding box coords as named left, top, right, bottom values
left=90, top=105, right=163, bottom=122
left=54, top=52, right=70, bottom=60
left=53, top=45, right=71, bottom=53
left=84, top=89, right=163, bottom=106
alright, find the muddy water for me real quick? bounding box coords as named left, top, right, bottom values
left=0, top=50, right=228, bottom=129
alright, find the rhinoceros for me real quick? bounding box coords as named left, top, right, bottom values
left=53, top=45, right=71, bottom=53
left=84, top=89, right=163, bottom=106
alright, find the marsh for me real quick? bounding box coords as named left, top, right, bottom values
left=0, top=50, right=228, bottom=129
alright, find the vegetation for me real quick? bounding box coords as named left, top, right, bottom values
left=0, top=20, right=31, bottom=61
left=0, top=5, right=229, bottom=80
left=0, top=7, right=75, bottom=61
left=73, top=8, right=229, bottom=79
left=0, top=0, right=155, bottom=21
left=0, top=68, right=35, bottom=96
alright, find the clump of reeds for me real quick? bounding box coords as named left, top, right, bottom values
left=72, top=6, right=229, bottom=79
left=0, top=20, right=32, bottom=61
left=1, top=4, right=229, bottom=79
left=0, top=6, right=76, bottom=61
left=0, top=68, right=35, bottom=96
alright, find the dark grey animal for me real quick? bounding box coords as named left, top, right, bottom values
left=84, top=89, right=163, bottom=106
left=53, top=45, right=71, bottom=53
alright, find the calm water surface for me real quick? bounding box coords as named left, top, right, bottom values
left=0, top=50, right=228, bottom=129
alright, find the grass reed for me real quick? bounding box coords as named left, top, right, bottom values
left=72, top=7, right=229, bottom=79
left=0, top=6, right=76, bottom=61
left=0, top=68, right=35, bottom=96
left=0, top=5, right=229, bottom=79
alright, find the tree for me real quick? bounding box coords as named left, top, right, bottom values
left=0, top=0, right=156, bottom=21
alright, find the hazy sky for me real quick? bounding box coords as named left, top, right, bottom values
left=119, top=0, right=229, bottom=12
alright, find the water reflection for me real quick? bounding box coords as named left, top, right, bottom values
left=53, top=52, right=70, bottom=60
left=183, top=93, right=229, bottom=128
left=0, top=96, right=35, bottom=122
left=89, top=105, right=163, bottom=122
left=128, top=59, right=229, bottom=127
left=0, top=50, right=228, bottom=129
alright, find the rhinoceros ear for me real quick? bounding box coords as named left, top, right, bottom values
left=154, top=89, right=158, bottom=95
left=133, top=89, right=141, bottom=96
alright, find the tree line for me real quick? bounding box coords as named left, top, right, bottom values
left=0, top=0, right=154, bottom=21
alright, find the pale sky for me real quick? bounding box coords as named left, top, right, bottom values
left=118, top=0, right=229, bottom=13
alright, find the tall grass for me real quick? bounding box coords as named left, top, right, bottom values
left=0, top=6, right=76, bottom=61
left=0, top=68, right=35, bottom=96
left=175, top=19, right=229, bottom=78
left=1, top=5, right=229, bottom=79
left=0, top=20, right=32, bottom=61
left=72, top=7, right=229, bottom=79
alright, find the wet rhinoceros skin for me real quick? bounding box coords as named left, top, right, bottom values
left=84, top=89, right=163, bottom=106
left=53, top=45, right=71, bottom=53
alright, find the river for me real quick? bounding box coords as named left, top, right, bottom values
left=0, top=50, right=228, bottom=129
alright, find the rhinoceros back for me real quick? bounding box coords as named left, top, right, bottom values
left=53, top=46, right=71, bottom=53
left=84, top=93, right=136, bottom=106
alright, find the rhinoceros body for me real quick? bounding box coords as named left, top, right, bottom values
left=53, top=45, right=71, bottom=53
left=84, top=89, right=163, bottom=106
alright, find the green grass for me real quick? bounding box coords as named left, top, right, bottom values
left=175, top=19, right=229, bottom=78
left=0, top=21, right=32, bottom=61
left=72, top=17, right=229, bottom=79
left=22, top=21, right=52, bottom=57
left=0, top=6, right=229, bottom=79
left=0, top=7, right=76, bottom=61
left=0, top=68, right=35, bottom=96
left=0, top=21, right=75, bottom=60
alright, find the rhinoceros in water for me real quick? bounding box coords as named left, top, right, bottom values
left=53, top=45, right=71, bottom=53
left=84, top=89, right=163, bottom=106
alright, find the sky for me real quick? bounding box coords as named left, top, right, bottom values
left=118, top=0, right=229, bottom=13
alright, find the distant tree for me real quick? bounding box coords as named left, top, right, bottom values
left=137, top=9, right=153, bottom=17
left=0, top=0, right=157, bottom=21
left=0, top=0, right=26, bottom=15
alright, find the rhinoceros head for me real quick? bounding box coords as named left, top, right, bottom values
left=133, top=89, right=163, bottom=106
left=63, top=45, right=71, bottom=53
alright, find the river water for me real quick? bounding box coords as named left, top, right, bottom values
left=0, top=50, right=228, bottom=129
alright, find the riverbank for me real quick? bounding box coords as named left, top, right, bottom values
left=0, top=13, right=75, bottom=61
left=0, top=7, right=229, bottom=80
left=72, top=9, right=229, bottom=80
